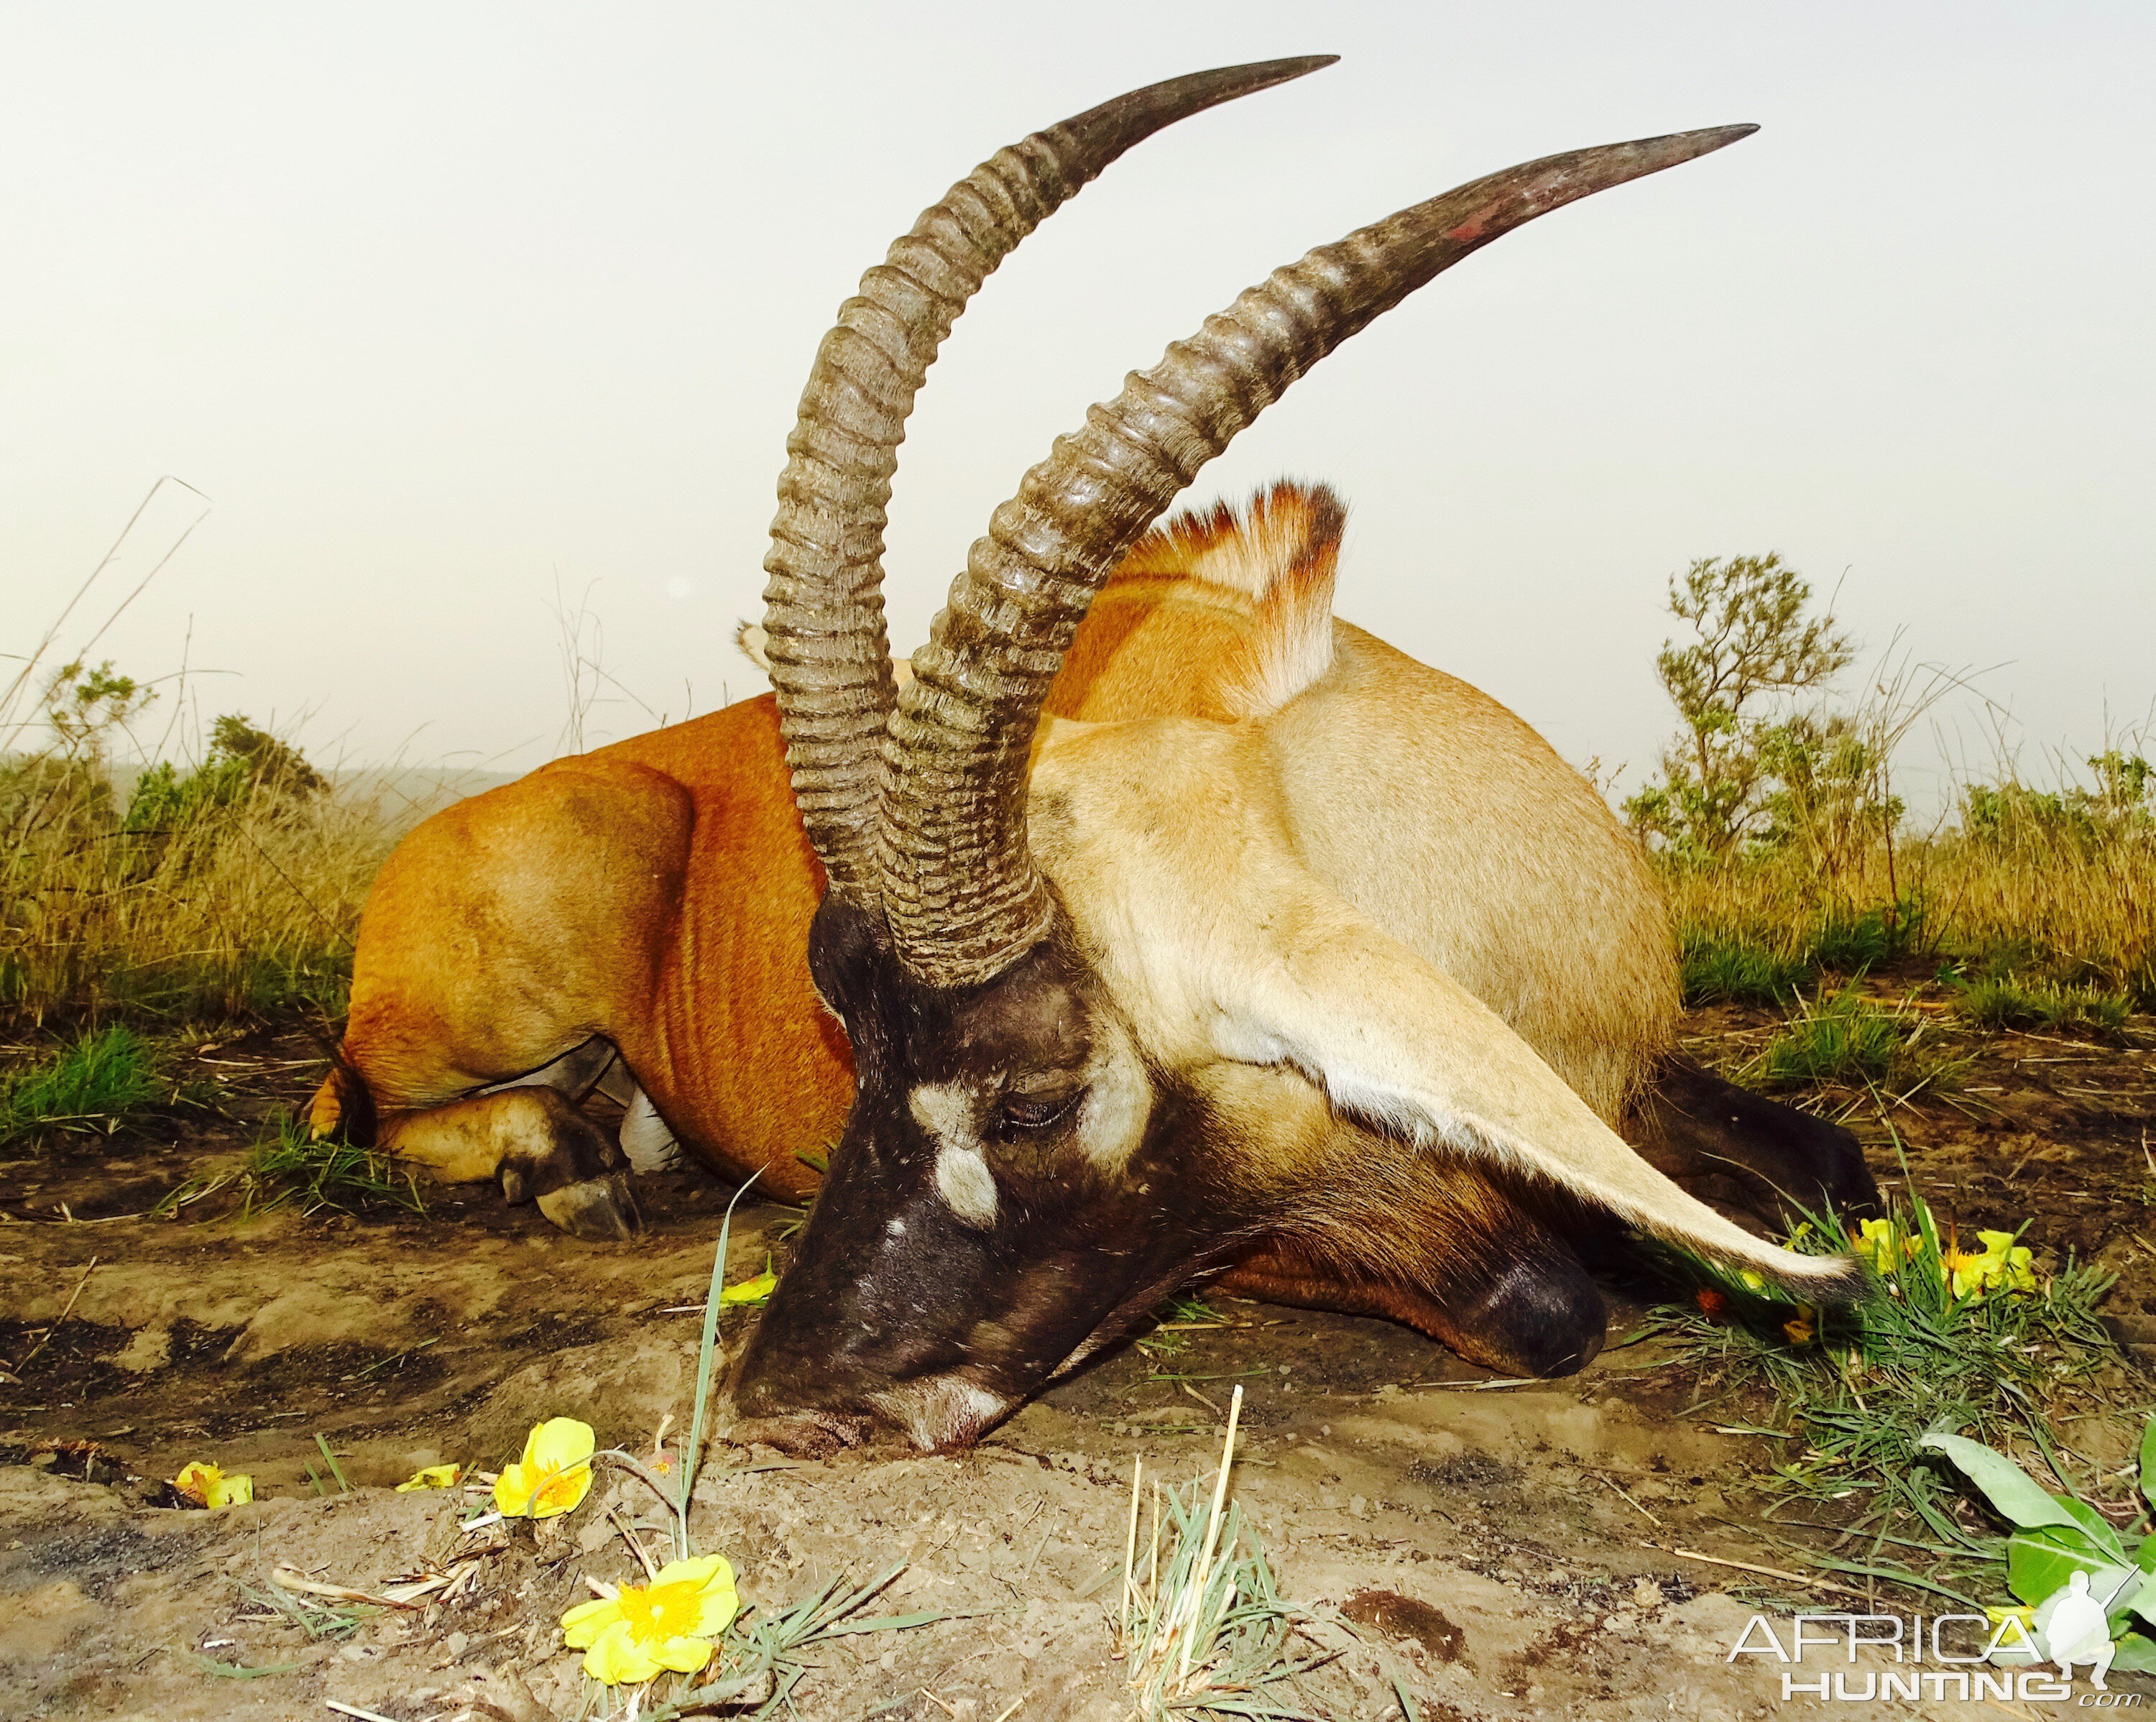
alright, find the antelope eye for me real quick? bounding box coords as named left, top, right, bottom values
left=999, top=1090, right=1082, bottom=1133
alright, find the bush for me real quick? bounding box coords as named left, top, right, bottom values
left=1623, top=553, right=1853, bottom=862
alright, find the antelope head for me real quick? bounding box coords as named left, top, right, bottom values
left=736, top=70, right=1859, bottom=1450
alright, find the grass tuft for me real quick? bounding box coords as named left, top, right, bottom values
left=0, top=1024, right=162, bottom=1145
left=1118, top=1390, right=1326, bottom=1719
left=1746, top=990, right=1961, bottom=1094
left=1680, top=933, right=1807, bottom=1006
left=239, top=1112, right=423, bottom=1217
left=1951, top=975, right=2130, bottom=1038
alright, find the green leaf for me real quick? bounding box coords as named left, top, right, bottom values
left=1918, top=1433, right=2102, bottom=1539
left=2114, top=1632, right=2156, bottom=1675
left=720, top=1256, right=778, bottom=1307
left=2007, top=1529, right=2135, bottom=1609
left=2116, top=1569, right=2156, bottom=1629
left=2140, top=1419, right=2156, bottom=1512
left=2050, top=1495, right=2131, bottom=1565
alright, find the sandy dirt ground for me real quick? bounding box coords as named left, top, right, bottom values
left=4, top=977, right=2153, bottom=1720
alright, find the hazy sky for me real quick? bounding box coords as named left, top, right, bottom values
left=6, top=3, right=2152, bottom=801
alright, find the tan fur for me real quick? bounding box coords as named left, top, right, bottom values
left=1025, top=678, right=1842, bottom=1293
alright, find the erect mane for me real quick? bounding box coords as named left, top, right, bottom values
left=1110, top=481, right=1344, bottom=717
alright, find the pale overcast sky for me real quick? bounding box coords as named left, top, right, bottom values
left=6, top=3, right=2152, bottom=798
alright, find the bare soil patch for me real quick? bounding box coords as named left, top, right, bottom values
left=4, top=988, right=2153, bottom=1718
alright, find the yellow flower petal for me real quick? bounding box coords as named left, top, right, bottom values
left=584, top=1617, right=658, bottom=1685
left=648, top=1555, right=739, bottom=1636
left=561, top=1596, right=620, bottom=1649
left=206, top=1472, right=253, bottom=1509
left=395, top=1464, right=462, bottom=1493
left=1854, top=1220, right=1903, bottom=1274
left=650, top=1633, right=716, bottom=1674
left=172, top=1461, right=253, bottom=1510
left=494, top=1417, right=596, bottom=1518
left=564, top=1555, right=736, bottom=1683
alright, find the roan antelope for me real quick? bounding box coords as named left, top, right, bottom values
left=310, top=63, right=1875, bottom=1436
left=727, top=81, right=1878, bottom=1450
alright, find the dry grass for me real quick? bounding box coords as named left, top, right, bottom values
left=1662, top=816, right=2156, bottom=1009
left=0, top=755, right=392, bottom=1032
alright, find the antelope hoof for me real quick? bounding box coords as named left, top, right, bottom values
left=536, top=1172, right=643, bottom=1241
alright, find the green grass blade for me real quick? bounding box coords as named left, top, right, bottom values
left=681, top=1164, right=765, bottom=1557
left=313, top=1432, right=349, bottom=1493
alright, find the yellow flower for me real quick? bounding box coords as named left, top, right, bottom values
left=395, top=1464, right=463, bottom=1492
left=1737, top=1269, right=1766, bottom=1293
left=172, top=1460, right=253, bottom=1510
left=1782, top=1303, right=1817, bottom=1347
left=1944, top=1230, right=2037, bottom=1300
left=561, top=1555, right=740, bottom=1685
left=720, top=1257, right=778, bottom=1307
left=494, top=1417, right=595, bottom=1519
left=1853, top=1217, right=1917, bottom=1276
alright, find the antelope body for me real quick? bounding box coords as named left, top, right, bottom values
left=313, top=61, right=1876, bottom=1450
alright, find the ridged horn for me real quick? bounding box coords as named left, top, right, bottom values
left=760, top=56, right=1340, bottom=902
left=880, top=124, right=1758, bottom=982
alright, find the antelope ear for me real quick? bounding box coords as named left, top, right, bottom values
left=1204, top=892, right=1864, bottom=1301
left=737, top=620, right=916, bottom=690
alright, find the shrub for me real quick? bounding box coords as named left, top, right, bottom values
left=1622, top=553, right=1853, bottom=862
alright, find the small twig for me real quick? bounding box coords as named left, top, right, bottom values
left=274, top=1565, right=427, bottom=1611
left=1644, top=1542, right=1864, bottom=1598
left=1179, top=1383, right=1244, bottom=1685
left=1120, top=1455, right=1143, bottom=1644
left=1595, top=1472, right=1664, bottom=1528
left=19, top=1256, right=97, bottom=1369
left=609, top=1505, right=660, bottom=1580
left=325, top=1703, right=401, bottom=1722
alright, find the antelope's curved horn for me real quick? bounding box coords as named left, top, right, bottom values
left=760, top=56, right=1340, bottom=903
left=881, top=124, right=1757, bottom=982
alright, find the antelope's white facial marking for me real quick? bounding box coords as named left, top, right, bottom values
left=936, top=1145, right=999, bottom=1228
left=870, top=1377, right=1012, bottom=1451
left=1075, top=1011, right=1152, bottom=1174
left=912, top=1082, right=999, bottom=1228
